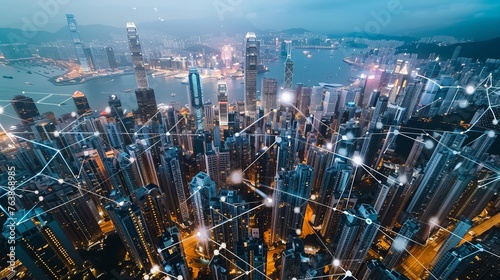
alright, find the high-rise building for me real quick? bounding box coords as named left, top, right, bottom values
left=188, top=68, right=205, bottom=131
left=383, top=218, right=420, bottom=268
left=431, top=218, right=472, bottom=265
left=72, top=91, right=92, bottom=116
left=283, top=40, right=294, bottom=89
left=133, top=184, right=172, bottom=241
left=104, top=46, right=118, bottom=69
left=135, top=87, right=159, bottom=125
left=431, top=242, right=483, bottom=279
left=127, top=22, right=149, bottom=88
left=244, top=32, right=259, bottom=118
left=106, top=197, right=159, bottom=270
left=262, top=78, right=278, bottom=115
left=158, top=226, right=190, bottom=280
left=271, top=164, right=314, bottom=243
left=235, top=238, right=268, bottom=280
left=66, top=14, right=91, bottom=72
left=218, top=81, right=229, bottom=126
left=3, top=209, right=84, bottom=279
left=10, top=95, right=40, bottom=124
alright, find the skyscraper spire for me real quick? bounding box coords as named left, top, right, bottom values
left=127, top=22, right=149, bottom=88
left=284, top=40, right=294, bottom=89
left=66, top=14, right=91, bottom=73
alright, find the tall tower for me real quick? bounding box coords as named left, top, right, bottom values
left=188, top=68, right=205, bottom=131
left=218, top=81, right=229, bottom=126
left=244, top=32, right=258, bottom=118
left=383, top=218, right=420, bottom=268
left=126, top=22, right=148, bottom=88
left=283, top=40, right=294, bottom=89
left=11, top=95, right=40, bottom=124
left=66, top=14, right=91, bottom=72
left=431, top=218, right=472, bottom=266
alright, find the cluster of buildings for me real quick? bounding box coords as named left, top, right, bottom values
left=1, top=16, right=500, bottom=280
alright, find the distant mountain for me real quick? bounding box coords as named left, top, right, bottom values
left=279, top=28, right=311, bottom=35
left=330, top=32, right=417, bottom=43
left=396, top=37, right=500, bottom=61
left=0, top=17, right=263, bottom=45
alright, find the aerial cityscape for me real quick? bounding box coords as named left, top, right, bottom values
left=1, top=1, right=500, bottom=279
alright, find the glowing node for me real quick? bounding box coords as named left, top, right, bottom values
left=465, top=85, right=475, bottom=94
left=157, top=248, right=162, bottom=253
left=245, top=271, right=250, bottom=275
left=150, top=264, right=160, bottom=274
left=134, top=132, right=138, bottom=136
left=292, top=278, right=297, bottom=280
left=53, top=131, right=60, bottom=137
left=129, top=157, right=136, bottom=164
left=105, top=106, right=112, bottom=114
left=287, top=135, right=292, bottom=139
left=352, top=155, right=363, bottom=166
left=333, top=259, right=340, bottom=267
left=452, top=150, right=459, bottom=155
left=197, top=185, right=202, bottom=189
left=295, top=229, right=302, bottom=235
left=265, top=197, right=273, bottom=207
left=392, top=236, right=408, bottom=252
left=376, top=121, right=383, bottom=129
left=424, top=140, right=434, bottom=150
left=177, top=276, right=183, bottom=280
left=326, top=142, right=333, bottom=150
left=214, top=249, right=220, bottom=256
left=398, top=174, right=407, bottom=185
left=71, top=112, right=77, bottom=117
left=220, top=196, right=226, bottom=202
left=346, top=132, right=354, bottom=140
left=235, top=132, right=240, bottom=137
left=166, top=132, right=171, bottom=136
left=220, top=242, right=227, bottom=249
left=58, top=179, right=64, bottom=184
left=93, top=131, right=100, bottom=137
left=118, top=201, right=125, bottom=206
left=197, top=231, right=201, bottom=237
left=273, top=109, right=278, bottom=113
left=393, top=129, right=400, bottom=135
left=341, top=135, right=348, bottom=141
left=229, top=170, right=243, bottom=184
left=22, top=91, right=25, bottom=94
left=276, top=136, right=282, bottom=143
left=38, top=196, right=44, bottom=202
left=34, top=190, right=39, bottom=195
left=487, top=130, right=496, bottom=138
left=429, top=217, right=439, bottom=228
left=144, top=275, right=150, bottom=280
left=0, top=107, right=4, bottom=114
left=458, top=100, right=469, bottom=108
left=338, top=148, right=347, bottom=156
left=294, top=207, right=300, bottom=214
left=310, top=194, right=316, bottom=200
left=280, top=91, right=294, bottom=105
left=493, top=119, right=499, bottom=125
left=365, top=218, right=372, bottom=225
left=345, top=270, right=352, bottom=277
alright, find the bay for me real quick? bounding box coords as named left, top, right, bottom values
left=0, top=48, right=354, bottom=127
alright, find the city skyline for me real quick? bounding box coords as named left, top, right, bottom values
left=1, top=4, right=500, bottom=280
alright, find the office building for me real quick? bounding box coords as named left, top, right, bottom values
left=127, top=22, right=149, bottom=88
left=66, top=14, right=91, bottom=72
left=244, top=32, right=258, bottom=118
left=10, top=95, right=40, bottom=125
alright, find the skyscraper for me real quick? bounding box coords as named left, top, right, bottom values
left=383, top=218, right=420, bottom=268
left=271, top=164, right=314, bottom=243
left=66, top=14, right=91, bottom=72
left=188, top=68, right=205, bottom=131
left=262, top=78, right=278, bottom=114
left=218, top=81, right=229, bottom=126
left=283, top=40, right=294, bottom=89
left=72, top=91, right=92, bottom=116
left=135, top=88, right=159, bottom=125
left=10, top=95, right=40, bottom=124
left=244, top=32, right=258, bottom=118
left=127, top=22, right=148, bottom=88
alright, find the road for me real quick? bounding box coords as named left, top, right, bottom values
left=459, top=212, right=500, bottom=245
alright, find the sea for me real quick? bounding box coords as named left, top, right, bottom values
left=0, top=48, right=357, bottom=127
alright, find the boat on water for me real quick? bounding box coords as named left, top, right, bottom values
left=27, top=71, right=32, bottom=74
left=152, top=72, right=167, bottom=77
left=2, top=75, right=13, bottom=79
left=25, top=82, right=32, bottom=85
left=124, top=89, right=132, bottom=92
left=171, top=93, right=176, bottom=97
left=180, top=78, right=189, bottom=85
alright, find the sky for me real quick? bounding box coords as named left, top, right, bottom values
left=1, top=0, right=500, bottom=38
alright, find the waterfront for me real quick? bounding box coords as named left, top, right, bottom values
left=0, top=48, right=355, bottom=127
